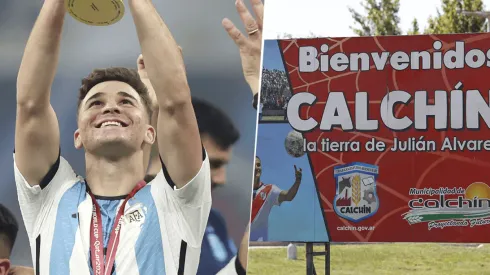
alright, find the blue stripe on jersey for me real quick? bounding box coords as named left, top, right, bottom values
left=132, top=185, right=166, bottom=275
left=50, top=181, right=86, bottom=275
left=98, top=199, right=121, bottom=247
left=88, top=199, right=121, bottom=275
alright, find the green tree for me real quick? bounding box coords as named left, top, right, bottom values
left=425, top=0, right=485, bottom=34
left=407, top=18, right=420, bottom=35
left=349, top=0, right=402, bottom=36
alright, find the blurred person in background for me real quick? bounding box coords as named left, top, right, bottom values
left=0, top=204, right=18, bottom=275
left=0, top=204, right=33, bottom=275
left=14, top=0, right=211, bottom=274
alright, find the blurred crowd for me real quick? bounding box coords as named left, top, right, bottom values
left=260, top=69, right=291, bottom=110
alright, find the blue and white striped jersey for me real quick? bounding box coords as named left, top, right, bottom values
left=13, top=152, right=212, bottom=275
left=199, top=209, right=246, bottom=275
left=197, top=209, right=236, bottom=275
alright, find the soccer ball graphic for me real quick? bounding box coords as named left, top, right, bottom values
left=284, top=130, right=305, bottom=158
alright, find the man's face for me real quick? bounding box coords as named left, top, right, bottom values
left=254, top=157, right=262, bottom=182
left=75, top=81, right=155, bottom=157
left=201, top=135, right=232, bottom=190
left=0, top=236, right=11, bottom=275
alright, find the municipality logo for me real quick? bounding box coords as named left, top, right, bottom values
left=402, top=182, right=490, bottom=230
left=333, top=162, right=380, bottom=223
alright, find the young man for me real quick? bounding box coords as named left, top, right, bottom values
left=250, top=156, right=303, bottom=241
left=14, top=0, right=210, bottom=274
left=0, top=204, right=18, bottom=275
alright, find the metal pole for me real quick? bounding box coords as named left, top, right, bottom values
left=306, top=243, right=314, bottom=275
left=325, top=243, right=331, bottom=275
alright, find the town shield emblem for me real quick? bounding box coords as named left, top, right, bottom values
left=333, top=162, right=380, bottom=222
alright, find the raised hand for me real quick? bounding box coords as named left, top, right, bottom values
left=136, top=49, right=184, bottom=110
left=294, top=165, right=302, bottom=181
left=222, top=0, right=264, bottom=96
left=137, top=54, right=148, bottom=79
left=137, top=54, right=157, bottom=110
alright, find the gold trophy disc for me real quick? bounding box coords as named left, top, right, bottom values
left=65, top=0, right=125, bottom=26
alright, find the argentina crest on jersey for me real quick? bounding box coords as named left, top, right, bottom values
left=123, top=202, right=147, bottom=227
left=333, top=162, right=379, bottom=222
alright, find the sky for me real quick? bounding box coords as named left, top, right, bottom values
left=262, top=40, right=284, bottom=70
left=255, top=123, right=329, bottom=242
left=263, top=0, right=490, bottom=38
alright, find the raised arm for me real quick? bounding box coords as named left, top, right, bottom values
left=137, top=55, right=161, bottom=179
left=129, top=1, right=202, bottom=189
left=8, top=266, right=35, bottom=275
left=222, top=0, right=263, bottom=102
left=278, top=166, right=303, bottom=203
left=15, top=0, right=64, bottom=186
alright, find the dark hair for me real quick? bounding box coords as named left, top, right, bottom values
left=0, top=204, right=19, bottom=253
left=192, top=98, right=240, bottom=149
left=77, top=67, right=153, bottom=120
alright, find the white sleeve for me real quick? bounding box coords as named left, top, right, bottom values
left=216, top=256, right=246, bottom=275
left=162, top=155, right=212, bottom=246
left=272, top=184, right=283, bottom=206
left=150, top=149, right=212, bottom=274
left=160, top=150, right=212, bottom=210
left=13, top=153, right=80, bottom=238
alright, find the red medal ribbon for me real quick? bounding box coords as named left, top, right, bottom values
left=88, top=181, right=146, bottom=275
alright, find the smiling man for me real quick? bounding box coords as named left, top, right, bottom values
left=14, top=0, right=210, bottom=274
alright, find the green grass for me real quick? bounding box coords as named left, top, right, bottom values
left=261, top=116, right=286, bottom=121
left=248, top=244, right=490, bottom=275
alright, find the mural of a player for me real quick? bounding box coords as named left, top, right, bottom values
left=250, top=156, right=303, bottom=241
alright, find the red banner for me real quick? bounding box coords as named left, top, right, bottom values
left=279, top=33, right=490, bottom=243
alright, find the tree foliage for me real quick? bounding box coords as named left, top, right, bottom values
left=349, top=0, right=402, bottom=36
left=407, top=18, right=420, bottom=35
left=425, top=0, right=485, bottom=34
left=349, top=0, right=486, bottom=36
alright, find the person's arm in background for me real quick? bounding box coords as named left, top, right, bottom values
left=278, top=165, right=303, bottom=204
left=220, top=0, right=264, bottom=273
left=216, top=224, right=249, bottom=275
left=138, top=55, right=160, bottom=178
left=8, top=266, right=34, bottom=275
left=237, top=224, right=250, bottom=270
left=129, top=0, right=202, bottom=189
left=223, top=0, right=263, bottom=111
left=140, top=47, right=185, bottom=179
